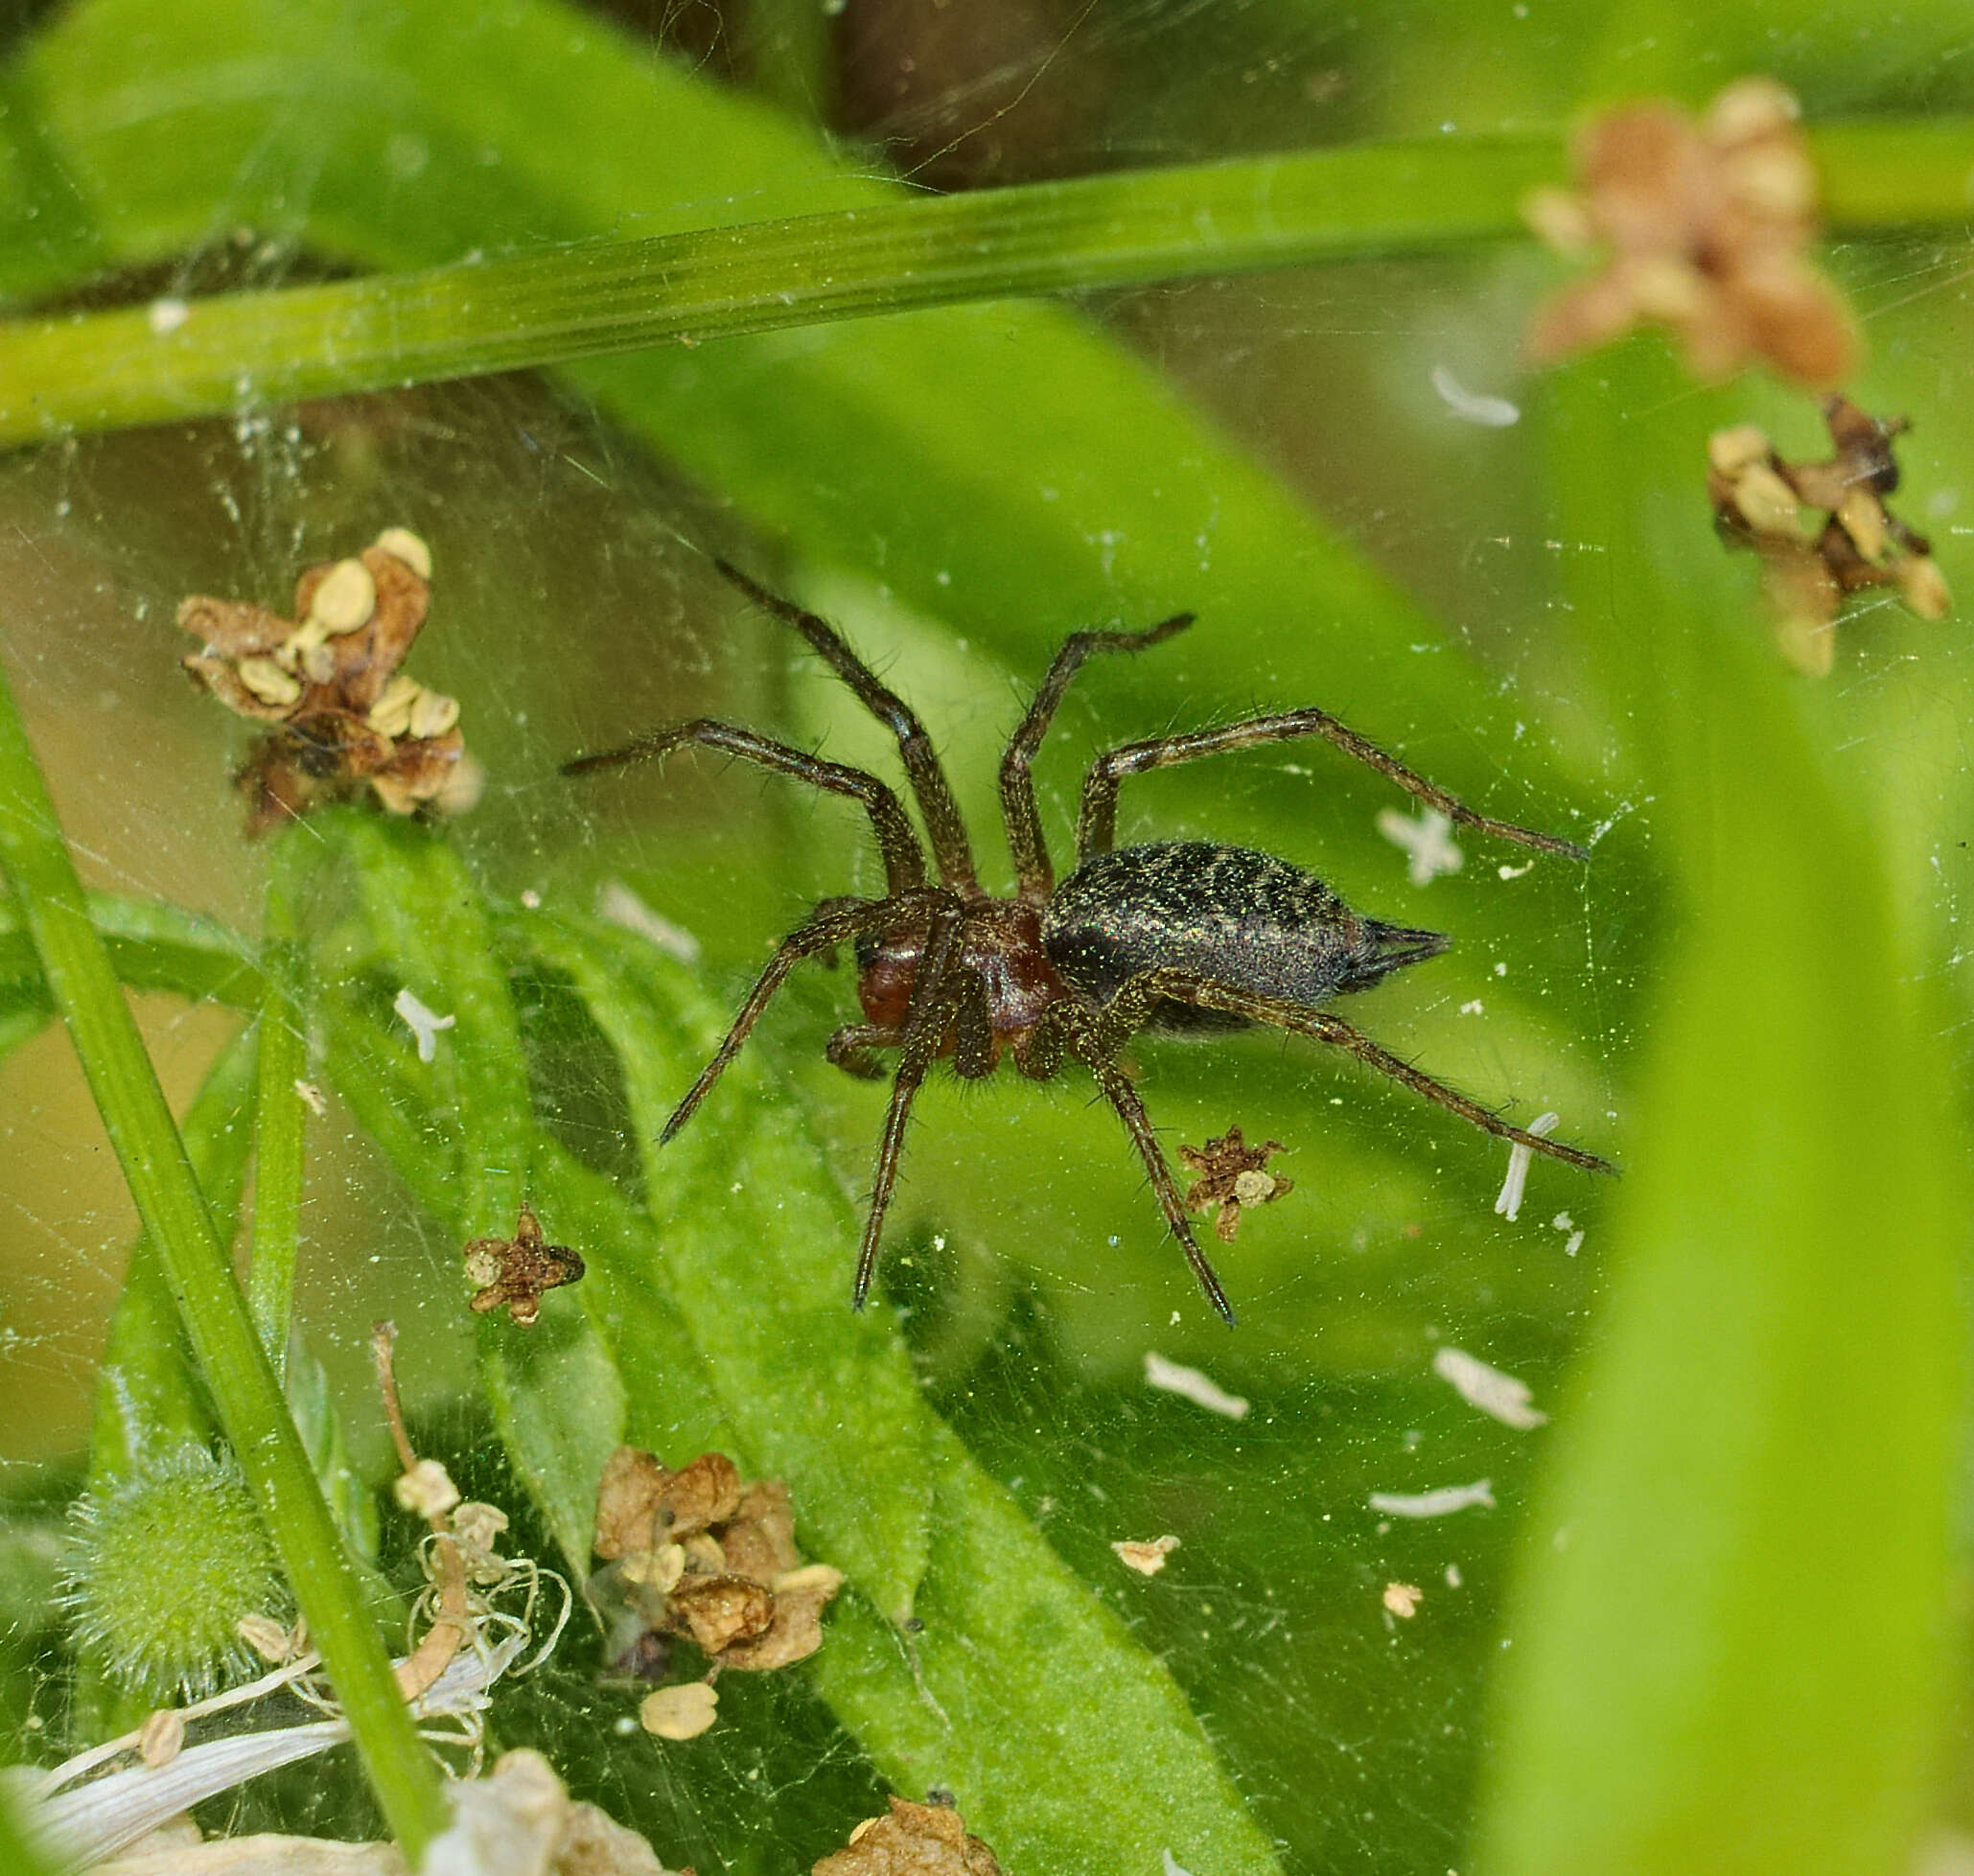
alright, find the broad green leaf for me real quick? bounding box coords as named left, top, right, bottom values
left=1475, top=347, right=1964, bottom=1875
left=314, top=985, right=734, bottom=1488
left=515, top=912, right=936, bottom=1626
left=519, top=907, right=1281, bottom=1874
left=311, top=819, right=639, bottom=1572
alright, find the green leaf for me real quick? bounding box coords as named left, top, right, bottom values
left=0, top=892, right=260, bottom=1009
left=511, top=912, right=936, bottom=1625
left=1474, top=346, right=1964, bottom=1876
left=86, top=1020, right=259, bottom=1484
left=518, top=908, right=1278, bottom=1872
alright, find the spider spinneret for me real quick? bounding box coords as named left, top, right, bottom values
left=567, top=560, right=1614, bottom=1322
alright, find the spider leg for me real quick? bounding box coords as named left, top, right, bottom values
left=1078, top=966, right=1615, bottom=1175
left=566, top=720, right=926, bottom=896
left=1017, top=999, right=1234, bottom=1323
left=853, top=910, right=966, bottom=1309
left=662, top=894, right=933, bottom=1144
left=951, top=969, right=997, bottom=1079
left=714, top=559, right=982, bottom=894
left=826, top=1024, right=903, bottom=1079
left=1089, top=1052, right=1236, bottom=1324
left=998, top=612, right=1195, bottom=901
left=1076, top=711, right=1589, bottom=866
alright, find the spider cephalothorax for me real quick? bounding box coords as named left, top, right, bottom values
left=568, top=561, right=1614, bottom=1321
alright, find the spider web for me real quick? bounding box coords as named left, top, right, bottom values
left=2, top=3, right=1970, bottom=1873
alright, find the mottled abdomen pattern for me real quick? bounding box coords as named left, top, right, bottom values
left=1040, top=841, right=1448, bottom=1032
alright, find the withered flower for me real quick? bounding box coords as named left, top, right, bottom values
left=176, top=527, right=483, bottom=832
left=813, top=1797, right=1006, bottom=1876
left=463, top=1208, right=586, bottom=1326
left=1524, top=78, right=1857, bottom=387
left=592, top=1447, right=843, bottom=1729
left=1178, top=1127, right=1292, bottom=1244
left=1709, top=395, right=1950, bottom=675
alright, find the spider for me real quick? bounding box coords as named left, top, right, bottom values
left=568, top=561, right=1614, bottom=1322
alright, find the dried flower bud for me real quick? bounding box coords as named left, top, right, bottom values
left=374, top=526, right=432, bottom=580
left=366, top=673, right=422, bottom=738
left=308, top=557, right=378, bottom=634
left=409, top=688, right=461, bottom=740
left=640, top=1680, right=718, bottom=1741
left=395, top=1458, right=460, bottom=1520
left=236, top=656, right=302, bottom=706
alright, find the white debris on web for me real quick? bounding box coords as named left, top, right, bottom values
left=1376, top=806, right=1463, bottom=885
left=1382, top=1582, right=1423, bottom=1618
left=1498, top=858, right=1535, bottom=880
left=1429, top=364, right=1521, bottom=428
left=1368, top=1479, right=1496, bottom=1519
left=1143, top=1351, right=1249, bottom=1421
left=1432, top=1346, right=1548, bottom=1430
left=1163, top=1850, right=1196, bottom=1876
left=146, top=296, right=190, bottom=336
left=597, top=878, right=703, bottom=964
left=1112, top=1535, right=1180, bottom=1576
left=393, top=986, right=456, bottom=1063
left=1494, top=1111, right=1560, bottom=1221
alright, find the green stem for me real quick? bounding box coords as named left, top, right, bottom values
left=0, top=120, right=1962, bottom=448
left=247, top=828, right=310, bottom=1378
left=0, top=668, right=449, bottom=1863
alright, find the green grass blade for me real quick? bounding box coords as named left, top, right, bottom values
left=0, top=110, right=1962, bottom=447
left=87, top=1020, right=259, bottom=1484
left=247, top=828, right=312, bottom=1376
left=0, top=666, right=449, bottom=1861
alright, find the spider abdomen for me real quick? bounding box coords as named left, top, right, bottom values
left=1040, top=841, right=1448, bottom=1033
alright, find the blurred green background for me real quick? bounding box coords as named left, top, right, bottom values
left=0, top=2, right=1969, bottom=1872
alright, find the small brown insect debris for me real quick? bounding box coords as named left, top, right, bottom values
left=592, top=1446, right=844, bottom=1731
left=813, top=1796, right=1006, bottom=1876
left=1709, top=395, right=1951, bottom=675
left=175, top=527, right=483, bottom=832
left=1178, top=1126, right=1293, bottom=1243
left=1523, top=78, right=1856, bottom=388
left=463, top=1207, right=587, bottom=1326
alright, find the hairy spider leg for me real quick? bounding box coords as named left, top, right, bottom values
left=1085, top=1051, right=1237, bottom=1323
left=714, top=559, right=982, bottom=894
left=998, top=612, right=1196, bottom=901
left=659, top=894, right=939, bottom=1144
left=853, top=908, right=969, bottom=1309
left=1076, top=711, right=1591, bottom=865
left=564, top=720, right=928, bottom=896
left=1015, top=1002, right=1236, bottom=1322
left=1075, top=965, right=1616, bottom=1176
left=825, top=1023, right=904, bottom=1079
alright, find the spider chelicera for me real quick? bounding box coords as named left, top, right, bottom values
left=568, top=561, right=1614, bottom=1322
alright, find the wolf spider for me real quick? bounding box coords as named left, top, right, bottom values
left=568, top=562, right=1613, bottom=1322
